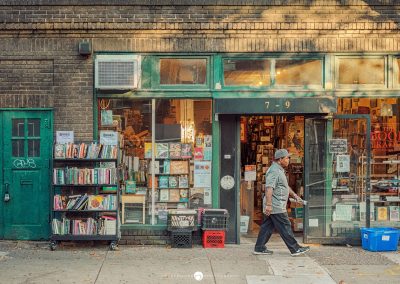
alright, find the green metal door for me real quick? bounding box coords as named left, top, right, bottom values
left=1, top=111, right=52, bottom=240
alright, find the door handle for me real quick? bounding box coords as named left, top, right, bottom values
left=4, top=183, right=10, bottom=202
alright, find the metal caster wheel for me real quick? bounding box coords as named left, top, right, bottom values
left=50, top=241, right=57, bottom=251
left=109, top=241, right=118, bottom=251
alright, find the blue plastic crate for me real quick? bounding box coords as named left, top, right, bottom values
left=361, top=227, right=399, bottom=252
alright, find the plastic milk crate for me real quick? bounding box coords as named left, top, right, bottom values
left=361, top=227, right=400, bottom=252
left=170, top=229, right=193, bottom=248
left=202, top=230, right=225, bottom=248
left=201, top=209, right=229, bottom=230
left=167, top=209, right=197, bottom=231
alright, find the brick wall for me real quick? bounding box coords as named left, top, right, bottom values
left=1, top=0, right=400, bottom=138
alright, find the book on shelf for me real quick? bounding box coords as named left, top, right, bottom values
left=169, top=143, right=182, bottom=159
left=170, top=161, right=189, bottom=174
left=159, top=189, right=169, bottom=202
left=179, top=189, right=188, bottom=202
left=181, top=143, right=192, bottom=158
left=156, top=143, right=169, bottom=159
left=162, top=160, right=170, bottom=174
left=169, top=189, right=180, bottom=202
left=158, top=176, right=169, bottom=188
left=144, top=142, right=152, bottom=158
left=168, top=176, right=178, bottom=188
left=204, top=135, right=212, bottom=147
left=148, top=161, right=160, bottom=174
left=194, top=147, right=204, bottom=160
left=54, top=144, right=66, bottom=159
left=178, top=175, right=189, bottom=188
left=88, top=195, right=105, bottom=210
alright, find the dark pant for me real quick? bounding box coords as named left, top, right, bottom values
left=254, top=212, right=300, bottom=253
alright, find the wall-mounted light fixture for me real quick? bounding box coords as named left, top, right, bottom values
left=78, top=41, right=92, bottom=58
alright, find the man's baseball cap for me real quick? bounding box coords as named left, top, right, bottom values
left=274, top=149, right=292, bottom=160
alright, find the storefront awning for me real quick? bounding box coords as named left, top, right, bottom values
left=214, top=97, right=336, bottom=114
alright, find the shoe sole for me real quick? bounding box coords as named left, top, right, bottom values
left=290, top=248, right=310, bottom=257
left=253, top=251, right=273, bottom=255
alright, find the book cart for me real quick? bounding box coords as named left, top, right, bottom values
left=50, top=142, right=120, bottom=250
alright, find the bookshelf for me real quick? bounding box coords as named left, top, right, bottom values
left=50, top=142, right=120, bottom=251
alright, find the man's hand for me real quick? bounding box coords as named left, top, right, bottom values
left=264, top=204, right=272, bottom=216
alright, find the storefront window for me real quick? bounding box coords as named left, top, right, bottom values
left=160, top=59, right=207, bottom=85
left=223, top=59, right=271, bottom=86
left=337, top=57, right=385, bottom=86
left=98, top=98, right=212, bottom=226
left=275, top=59, right=322, bottom=86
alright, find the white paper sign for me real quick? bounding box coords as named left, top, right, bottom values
left=336, top=155, right=350, bottom=173
left=309, top=218, right=319, bottom=227
left=100, top=130, right=118, bottom=145
left=204, top=187, right=212, bottom=205
left=56, top=131, right=74, bottom=144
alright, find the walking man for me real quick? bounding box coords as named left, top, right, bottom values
left=253, top=149, right=310, bottom=256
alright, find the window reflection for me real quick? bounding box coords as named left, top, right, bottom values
left=160, top=59, right=207, bottom=85
left=338, top=58, right=385, bottom=85
left=275, top=59, right=322, bottom=86
left=223, top=59, right=270, bottom=86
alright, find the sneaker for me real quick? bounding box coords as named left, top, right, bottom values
left=253, top=248, right=273, bottom=255
left=290, top=246, right=310, bottom=256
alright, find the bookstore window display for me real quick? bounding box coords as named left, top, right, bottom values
left=327, top=98, right=400, bottom=239
left=98, top=98, right=213, bottom=225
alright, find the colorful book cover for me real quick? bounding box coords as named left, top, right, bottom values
left=162, top=160, right=170, bottom=174
left=203, top=147, right=212, bottom=161
left=125, top=180, right=136, bottom=194
left=179, top=189, right=188, bottom=202
left=168, top=176, right=178, bottom=188
left=144, top=142, right=153, bottom=159
left=159, top=189, right=169, bottom=202
left=169, top=143, right=182, bottom=159
left=170, top=161, right=189, bottom=174
left=156, top=143, right=169, bottom=159
left=193, top=147, right=204, bottom=160
left=181, top=143, right=192, bottom=158
left=88, top=195, right=104, bottom=210
left=54, top=144, right=66, bottom=159
left=158, top=176, right=169, bottom=188
left=178, top=175, right=189, bottom=188
left=169, top=189, right=180, bottom=202
left=204, top=135, right=212, bottom=147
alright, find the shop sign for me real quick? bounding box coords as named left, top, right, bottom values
left=214, top=97, right=336, bottom=114
left=371, top=129, right=399, bottom=149
left=328, top=139, right=347, bottom=153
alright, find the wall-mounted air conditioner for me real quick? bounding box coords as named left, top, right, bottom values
left=95, top=54, right=141, bottom=90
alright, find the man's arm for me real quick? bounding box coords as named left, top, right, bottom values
left=264, top=186, right=273, bottom=216
left=288, top=187, right=301, bottom=200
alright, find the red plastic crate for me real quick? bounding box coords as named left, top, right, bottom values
left=202, top=230, right=225, bottom=248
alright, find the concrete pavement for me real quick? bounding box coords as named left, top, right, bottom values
left=0, top=235, right=399, bottom=284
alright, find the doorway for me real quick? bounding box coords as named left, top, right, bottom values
left=239, top=115, right=305, bottom=237
left=0, top=110, right=52, bottom=240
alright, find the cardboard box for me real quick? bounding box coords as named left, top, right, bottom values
left=291, top=218, right=303, bottom=232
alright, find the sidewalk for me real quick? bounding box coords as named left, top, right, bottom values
left=0, top=235, right=399, bottom=284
